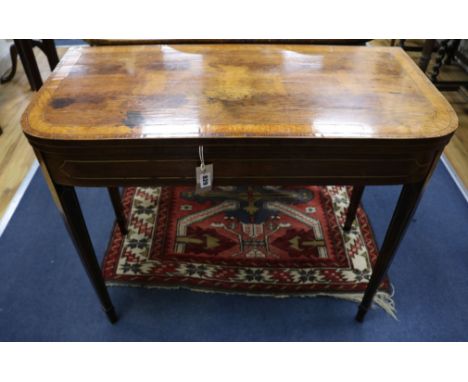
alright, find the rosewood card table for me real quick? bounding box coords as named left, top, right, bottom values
left=21, top=44, right=458, bottom=323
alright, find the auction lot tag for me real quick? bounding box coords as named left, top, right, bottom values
left=195, top=145, right=213, bottom=193
left=196, top=163, right=213, bottom=193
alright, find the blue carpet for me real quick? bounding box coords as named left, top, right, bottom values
left=55, top=39, right=86, bottom=46
left=0, top=164, right=467, bottom=341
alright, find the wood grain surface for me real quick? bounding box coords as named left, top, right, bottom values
left=22, top=45, right=457, bottom=141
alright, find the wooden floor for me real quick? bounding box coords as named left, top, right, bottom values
left=0, top=39, right=467, bottom=224
left=0, top=41, right=68, bottom=222
left=442, top=90, right=468, bottom=189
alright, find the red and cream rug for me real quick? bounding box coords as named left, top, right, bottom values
left=102, top=185, right=395, bottom=317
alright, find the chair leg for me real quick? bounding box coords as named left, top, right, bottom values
left=445, top=39, right=461, bottom=65
left=0, top=43, right=18, bottom=84
left=430, top=39, right=450, bottom=82
left=344, top=185, right=365, bottom=231
left=14, top=39, right=43, bottom=91
left=418, top=39, right=436, bottom=72
left=34, top=39, right=59, bottom=70
left=2, top=40, right=59, bottom=87
left=107, top=187, right=128, bottom=235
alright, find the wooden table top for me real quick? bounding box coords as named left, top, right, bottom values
left=22, top=44, right=458, bottom=141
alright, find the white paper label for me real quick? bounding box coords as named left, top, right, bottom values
left=196, top=163, right=213, bottom=193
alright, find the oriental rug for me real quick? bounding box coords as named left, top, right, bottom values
left=102, top=185, right=395, bottom=317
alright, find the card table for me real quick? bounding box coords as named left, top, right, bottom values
left=21, top=44, right=458, bottom=323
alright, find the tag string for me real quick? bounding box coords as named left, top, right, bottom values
left=199, top=145, right=205, bottom=172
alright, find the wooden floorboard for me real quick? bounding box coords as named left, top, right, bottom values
left=444, top=90, right=468, bottom=189
left=0, top=42, right=68, bottom=221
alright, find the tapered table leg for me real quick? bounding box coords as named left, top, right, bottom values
left=356, top=180, right=427, bottom=322
left=344, top=185, right=365, bottom=231
left=45, top=180, right=118, bottom=323
left=107, top=187, right=128, bottom=235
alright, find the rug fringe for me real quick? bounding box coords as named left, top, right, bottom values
left=106, top=282, right=397, bottom=320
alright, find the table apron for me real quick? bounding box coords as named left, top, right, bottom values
left=36, top=146, right=440, bottom=187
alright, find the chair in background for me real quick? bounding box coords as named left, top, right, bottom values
left=1, top=39, right=59, bottom=91
left=0, top=39, right=129, bottom=234
left=391, top=39, right=468, bottom=92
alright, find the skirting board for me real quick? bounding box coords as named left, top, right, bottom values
left=441, top=154, right=468, bottom=204
left=0, top=160, right=39, bottom=238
